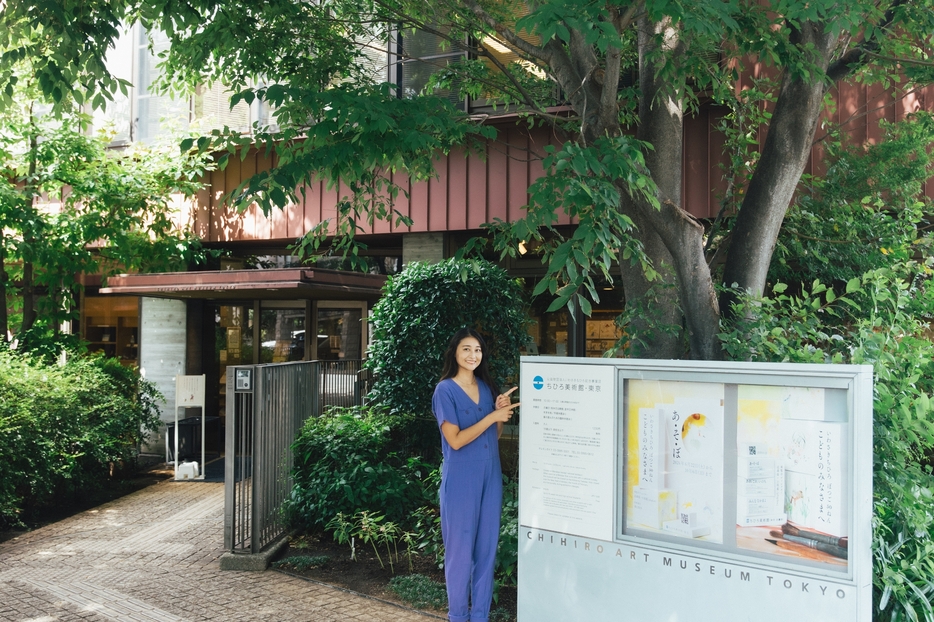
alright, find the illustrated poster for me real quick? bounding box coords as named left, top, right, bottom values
left=626, top=380, right=725, bottom=543
left=736, top=385, right=849, bottom=567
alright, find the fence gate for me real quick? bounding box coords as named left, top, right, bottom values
left=223, top=360, right=366, bottom=557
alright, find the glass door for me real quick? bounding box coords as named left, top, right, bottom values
left=315, top=301, right=367, bottom=360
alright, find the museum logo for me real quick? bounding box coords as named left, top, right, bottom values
left=533, top=376, right=544, bottom=390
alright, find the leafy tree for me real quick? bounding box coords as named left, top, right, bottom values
left=4, top=1, right=933, bottom=362
left=771, top=112, right=934, bottom=286
left=721, top=265, right=934, bottom=622
left=0, top=52, right=214, bottom=349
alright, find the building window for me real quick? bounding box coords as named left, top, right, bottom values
left=135, top=27, right=193, bottom=143
left=396, top=26, right=467, bottom=110
left=82, top=295, right=139, bottom=365
left=95, top=24, right=278, bottom=144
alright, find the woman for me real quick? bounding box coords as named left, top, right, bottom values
left=432, top=328, right=519, bottom=622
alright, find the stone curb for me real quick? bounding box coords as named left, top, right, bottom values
left=218, top=533, right=291, bottom=571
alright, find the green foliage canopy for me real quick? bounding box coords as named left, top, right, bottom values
left=772, top=112, right=934, bottom=286
left=5, top=0, right=934, bottom=358
left=0, top=52, right=215, bottom=347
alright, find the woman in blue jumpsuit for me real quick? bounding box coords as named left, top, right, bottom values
left=432, top=328, right=519, bottom=622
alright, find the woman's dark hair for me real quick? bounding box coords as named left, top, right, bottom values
left=440, top=328, right=499, bottom=395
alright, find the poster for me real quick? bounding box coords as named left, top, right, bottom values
left=626, top=380, right=725, bottom=543
left=735, top=385, right=848, bottom=567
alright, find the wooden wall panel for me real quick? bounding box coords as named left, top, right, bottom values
left=288, top=182, right=308, bottom=239
left=246, top=155, right=266, bottom=240
left=683, top=112, right=711, bottom=219
left=466, top=143, right=488, bottom=229
left=866, top=82, right=889, bottom=143
left=409, top=176, right=429, bottom=232
left=372, top=173, right=395, bottom=235
left=393, top=173, right=412, bottom=233
left=302, top=180, right=321, bottom=237
left=707, top=109, right=730, bottom=219
left=507, top=128, right=530, bottom=222
left=196, top=81, right=934, bottom=243
left=447, top=147, right=469, bottom=230
left=429, top=154, right=449, bottom=231
left=487, top=137, right=509, bottom=223
left=320, top=178, right=339, bottom=236
left=194, top=185, right=211, bottom=239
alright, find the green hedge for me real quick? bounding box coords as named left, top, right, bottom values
left=365, top=259, right=529, bottom=456
left=0, top=350, right=161, bottom=529
left=284, top=406, right=435, bottom=532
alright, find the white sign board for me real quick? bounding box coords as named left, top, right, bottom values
left=518, top=357, right=873, bottom=622
left=172, top=374, right=206, bottom=481
left=519, top=362, right=616, bottom=541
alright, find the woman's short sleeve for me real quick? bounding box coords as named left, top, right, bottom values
left=432, top=381, right=460, bottom=429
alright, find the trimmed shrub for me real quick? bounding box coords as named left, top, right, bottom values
left=0, top=351, right=161, bottom=528
left=284, top=406, right=434, bottom=532
left=365, top=259, right=529, bottom=453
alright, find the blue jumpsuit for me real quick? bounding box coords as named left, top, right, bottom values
left=432, top=378, right=502, bottom=622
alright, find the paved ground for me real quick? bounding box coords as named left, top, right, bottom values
left=0, top=479, right=444, bottom=622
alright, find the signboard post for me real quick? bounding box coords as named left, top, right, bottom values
left=173, top=374, right=206, bottom=481
left=518, top=357, right=872, bottom=621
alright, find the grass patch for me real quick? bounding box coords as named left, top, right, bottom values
left=289, top=535, right=315, bottom=550
left=272, top=554, right=330, bottom=571
left=388, top=574, right=447, bottom=610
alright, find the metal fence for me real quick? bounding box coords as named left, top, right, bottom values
left=223, top=359, right=366, bottom=555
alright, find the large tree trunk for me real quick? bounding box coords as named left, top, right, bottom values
left=630, top=16, right=722, bottom=360
left=720, top=21, right=837, bottom=311
left=617, top=202, right=683, bottom=358
left=21, top=260, right=36, bottom=333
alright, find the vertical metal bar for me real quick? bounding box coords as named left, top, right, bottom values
left=304, top=300, right=312, bottom=361
left=251, top=366, right=265, bottom=554
left=314, top=359, right=322, bottom=417
left=310, top=301, right=319, bottom=360
left=243, top=386, right=253, bottom=551
left=224, top=359, right=365, bottom=556
left=223, top=366, right=235, bottom=552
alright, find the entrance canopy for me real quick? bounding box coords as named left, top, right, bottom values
left=100, top=268, right=386, bottom=301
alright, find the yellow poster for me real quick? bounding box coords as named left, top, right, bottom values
left=626, top=380, right=725, bottom=543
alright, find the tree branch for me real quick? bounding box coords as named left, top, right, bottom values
left=862, top=50, right=934, bottom=68
left=825, top=0, right=907, bottom=82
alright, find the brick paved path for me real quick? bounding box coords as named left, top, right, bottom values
left=0, top=480, right=444, bottom=622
